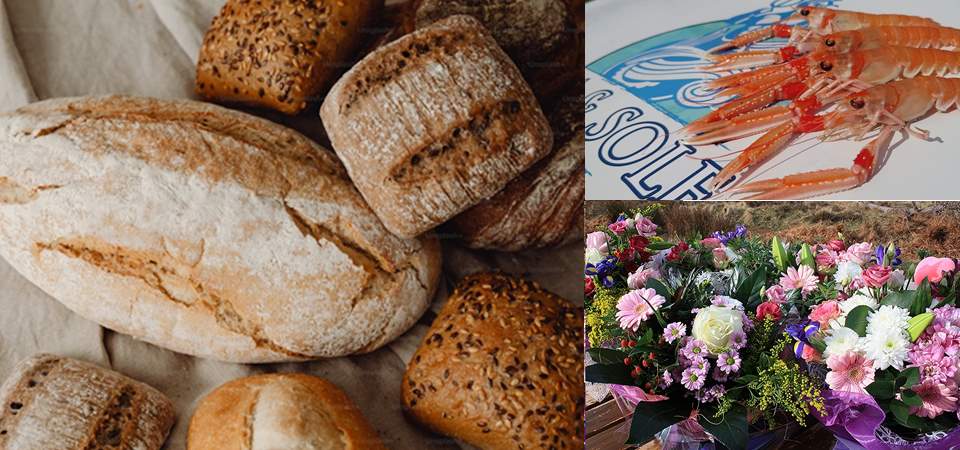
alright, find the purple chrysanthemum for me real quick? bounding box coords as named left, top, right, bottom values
left=659, top=370, right=674, bottom=388
left=728, top=330, right=748, bottom=350
left=687, top=356, right=711, bottom=374
left=718, top=350, right=742, bottom=374
left=681, top=367, right=705, bottom=390
left=682, top=339, right=709, bottom=360
left=663, top=322, right=687, bottom=344
left=712, top=367, right=729, bottom=383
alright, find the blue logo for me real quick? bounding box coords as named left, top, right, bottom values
left=586, top=0, right=840, bottom=200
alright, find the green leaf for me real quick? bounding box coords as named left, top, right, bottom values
left=645, top=278, right=673, bottom=302
left=896, top=367, right=921, bottom=390
left=735, top=374, right=758, bottom=385
left=901, top=390, right=922, bottom=408
left=911, top=279, right=933, bottom=316
left=585, top=364, right=633, bottom=385
left=806, top=336, right=827, bottom=354
left=734, top=267, right=768, bottom=308
left=626, top=398, right=692, bottom=444
left=799, top=243, right=816, bottom=270
left=880, top=290, right=915, bottom=309
left=697, top=403, right=748, bottom=450
left=890, top=399, right=912, bottom=426
left=865, top=378, right=895, bottom=400
left=647, top=241, right=675, bottom=251
left=587, top=348, right=627, bottom=365
left=771, top=236, right=789, bottom=272
left=844, top=305, right=872, bottom=337
left=907, top=313, right=935, bottom=343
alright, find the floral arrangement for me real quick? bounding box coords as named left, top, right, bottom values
left=585, top=209, right=824, bottom=449
left=585, top=209, right=960, bottom=449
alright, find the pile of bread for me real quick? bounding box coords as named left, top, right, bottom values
left=0, top=0, right=584, bottom=449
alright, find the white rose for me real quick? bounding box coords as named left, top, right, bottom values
left=692, top=305, right=744, bottom=354
left=834, top=261, right=863, bottom=286
left=585, top=248, right=604, bottom=266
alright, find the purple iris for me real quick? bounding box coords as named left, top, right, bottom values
left=786, top=320, right=820, bottom=359
left=874, top=245, right=902, bottom=266
left=710, top=224, right=748, bottom=244
left=584, top=256, right=618, bottom=288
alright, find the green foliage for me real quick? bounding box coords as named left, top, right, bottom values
left=911, top=279, right=932, bottom=316
left=698, top=403, right=747, bottom=450
left=626, top=397, right=693, bottom=445
left=771, top=236, right=789, bottom=272
left=845, top=305, right=872, bottom=337
left=744, top=336, right=825, bottom=427
left=586, top=286, right=628, bottom=346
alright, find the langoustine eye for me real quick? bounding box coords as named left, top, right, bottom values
left=849, top=98, right=866, bottom=109
left=800, top=8, right=811, bottom=16
left=819, top=61, right=833, bottom=71
left=824, top=38, right=836, bottom=47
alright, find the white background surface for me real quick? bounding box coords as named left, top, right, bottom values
left=587, top=0, right=960, bottom=200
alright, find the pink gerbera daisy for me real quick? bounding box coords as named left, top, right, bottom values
left=912, top=380, right=958, bottom=418
left=780, top=265, right=819, bottom=296
left=825, top=352, right=875, bottom=394
left=616, top=288, right=666, bottom=331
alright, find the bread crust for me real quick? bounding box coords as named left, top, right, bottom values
left=0, top=95, right=441, bottom=363
left=451, top=87, right=584, bottom=251
left=188, top=373, right=385, bottom=450
left=196, top=0, right=383, bottom=114
left=320, top=15, right=553, bottom=239
left=0, top=354, right=175, bottom=450
left=402, top=273, right=584, bottom=449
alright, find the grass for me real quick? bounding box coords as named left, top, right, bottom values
left=586, top=202, right=960, bottom=260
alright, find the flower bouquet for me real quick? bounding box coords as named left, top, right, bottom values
left=788, top=241, right=960, bottom=449
left=585, top=210, right=825, bottom=449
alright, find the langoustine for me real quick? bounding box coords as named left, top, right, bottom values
left=718, top=77, right=960, bottom=199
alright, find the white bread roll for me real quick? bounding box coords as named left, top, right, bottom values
left=0, top=95, right=441, bottom=363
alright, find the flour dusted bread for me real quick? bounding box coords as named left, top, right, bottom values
left=402, top=273, right=584, bottom=449
left=452, top=88, right=584, bottom=251
left=188, top=373, right=385, bottom=450
left=0, top=354, right=174, bottom=449
left=0, top=95, right=441, bottom=363
left=320, top=15, right=553, bottom=239
left=196, top=0, right=382, bottom=114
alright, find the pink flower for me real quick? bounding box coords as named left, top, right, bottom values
left=816, top=248, right=838, bottom=269
left=585, top=231, right=609, bottom=254
left=780, top=265, right=819, bottom=296
left=827, top=240, right=846, bottom=252
left=627, top=267, right=660, bottom=289
left=681, top=367, right=705, bottom=390
left=912, top=380, right=958, bottom=418
left=635, top=216, right=658, bottom=237
left=914, top=257, right=956, bottom=285
left=861, top=265, right=892, bottom=288
left=718, top=350, right=741, bottom=374
left=584, top=277, right=595, bottom=297
left=608, top=221, right=628, bottom=235
left=700, top=237, right=722, bottom=249
left=765, top=285, right=787, bottom=303
left=825, top=352, right=875, bottom=394
left=616, top=288, right=666, bottom=331
left=841, top=242, right=873, bottom=265
left=712, top=246, right=730, bottom=267
left=801, top=345, right=822, bottom=363
left=755, top=301, right=782, bottom=321
left=809, top=300, right=841, bottom=325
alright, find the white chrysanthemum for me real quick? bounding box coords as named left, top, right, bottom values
left=838, top=294, right=877, bottom=321
left=835, top=261, right=863, bottom=286
left=823, top=326, right=862, bottom=359
left=866, top=305, right=910, bottom=336
left=860, top=329, right=910, bottom=371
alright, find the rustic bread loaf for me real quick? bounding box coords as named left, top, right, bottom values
left=320, top=15, right=553, bottom=239
left=188, top=373, right=385, bottom=450
left=451, top=87, right=584, bottom=251
left=0, top=95, right=441, bottom=363
left=413, top=0, right=568, bottom=63
left=402, top=273, right=584, bottom=449
left=196, top=0, right=382, bottom=114
left=0, top=354, right=175, bottom=450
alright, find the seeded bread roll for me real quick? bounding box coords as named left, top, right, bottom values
left=402, top=273, right=584, bottom=449
left=0, top=95, right=441, bottom=363
left=196, top=0, right=382, bottom=115
left=451, top=87, right=584, bottom=251
left=0, top=354, right=175, bottom=450
left=188, top=373, right=385, bottom=450
left=321, top=15, right=553, bottom=239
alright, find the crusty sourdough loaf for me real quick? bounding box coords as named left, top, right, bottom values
left=196, top=0, right=382, bottom=114
left=402, top=273, right=584, bottom=449
left=451, top=87, right=584, bottom=251
left=413, top=0, right=568, bottom=63
left=320, top=15, right=553, bottom=239
left=0, top=354, right=175, bottom=450
left=188, top=373, right=385, bottom=450
left=0, top=95, right=441, bottom=363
